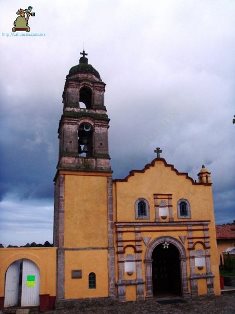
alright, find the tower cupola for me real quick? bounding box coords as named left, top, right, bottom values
left=198, top=165, right=212, bottom=184
left=68, top=50, right=101, bottom=80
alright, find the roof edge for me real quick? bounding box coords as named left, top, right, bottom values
left=113, top=158, right=212, bottom=186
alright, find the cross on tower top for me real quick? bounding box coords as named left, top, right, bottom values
left=80, top=50, right=88, bottom=58
left=154, top=147, right=162, bottom=158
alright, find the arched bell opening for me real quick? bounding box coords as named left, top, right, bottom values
left=78, top=122, right=93, bottom=157
left=79, top=87, right=92, bottom=109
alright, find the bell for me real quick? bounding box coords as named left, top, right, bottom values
left=83, top=123, right=91, bottom=132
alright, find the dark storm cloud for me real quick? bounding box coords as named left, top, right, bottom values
left=0, top=92, right=58, bottom=200
left=0, top=0, right=234, bottom=245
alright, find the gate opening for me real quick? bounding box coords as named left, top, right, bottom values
left=4, top=259, right=40, bottom=308
left=152, top=243, right=181, bottom=297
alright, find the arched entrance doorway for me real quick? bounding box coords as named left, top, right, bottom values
left=145, top=236, right=189, bottom=298
left=152, top=243, right=181, bottom=297
left=4, top=259, right=40, bottom=308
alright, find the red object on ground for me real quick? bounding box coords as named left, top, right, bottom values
left=220, top=275, right=224, bottom=289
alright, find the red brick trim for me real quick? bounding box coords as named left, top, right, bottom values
left=40, top=294, right=56, bottom=311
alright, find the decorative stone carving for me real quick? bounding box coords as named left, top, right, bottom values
left=142, top=237, right=151, bottom=246
left=179, top=235, right=187, bottom=244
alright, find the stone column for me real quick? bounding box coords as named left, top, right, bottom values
left=57, top=248, right=65, bottom=299
left=205, top=249, right=214, bottom=295
left=135, top=228, right=144, bottom=300
left=168, top=196, right=174, bottom=221
left=107, top=177, right=116, bottom=298
left=189, top=253, right=198, bottom=297
left=145, top=259, right=153, bottom=298
left=180, top=256, right=190, bottom=298
left=154, top=196, right=160, bottom=222
left=56, top=175, right=65, bottom=300
left=188, top=226, right=198, bottom=296
left=58, top=175, right=65, bottom=248
left=117, top=230, right=126, bottom=301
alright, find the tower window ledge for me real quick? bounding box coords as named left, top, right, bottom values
left=64, top=107, right=80, bottom=112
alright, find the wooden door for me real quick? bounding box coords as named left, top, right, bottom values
left=4, top=261, right=21, bottom=307
left=21, top=259, right=40, bottom=306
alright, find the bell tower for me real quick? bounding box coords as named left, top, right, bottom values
left=54, top=52, right=115, bottom=300
left=58, top=50, right=111, bottom=172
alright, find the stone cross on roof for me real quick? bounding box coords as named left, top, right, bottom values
left=80, top=50, right=88, bottom=58
left=154, top=147, right=162, bottom=158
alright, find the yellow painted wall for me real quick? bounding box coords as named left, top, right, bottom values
left=125, top=285, right=136, bottom=301
left=64, top=173, right=110, bottom=248
left=114, top=159, right=220, bottom=300
left=114, top=160, right=215, bottom=223
left=62, top=172, right=111, bottom=299
left=198, top=280, right=207, bottom=296
left=0, top=248, right=56, bottom=297
left=64, top=250, right=108, bottom=299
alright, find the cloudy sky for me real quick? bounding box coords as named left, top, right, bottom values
left=0, top=0, right=234, bottom=246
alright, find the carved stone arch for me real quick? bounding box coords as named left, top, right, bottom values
left=123, top=244, right=137, bottom=254
left=80, top=81, right=93, bottom=89
left=77, top=119, right=95, bottom=129
left=192, top=241, right=206, bottom=250
left=145, top=236, right=189, bottom=298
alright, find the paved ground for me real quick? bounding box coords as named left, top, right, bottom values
left=2, top=293, right=235, bottom=314
left=47, top=293, right=235, bottom=314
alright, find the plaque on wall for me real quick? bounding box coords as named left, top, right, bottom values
left=71, top=270, right=82, bottom=279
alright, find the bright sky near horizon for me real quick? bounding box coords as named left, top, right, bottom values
left=0, top=0, right=234, bottom=246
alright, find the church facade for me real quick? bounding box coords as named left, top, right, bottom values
left=0, top=53, right=220, bottom=310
